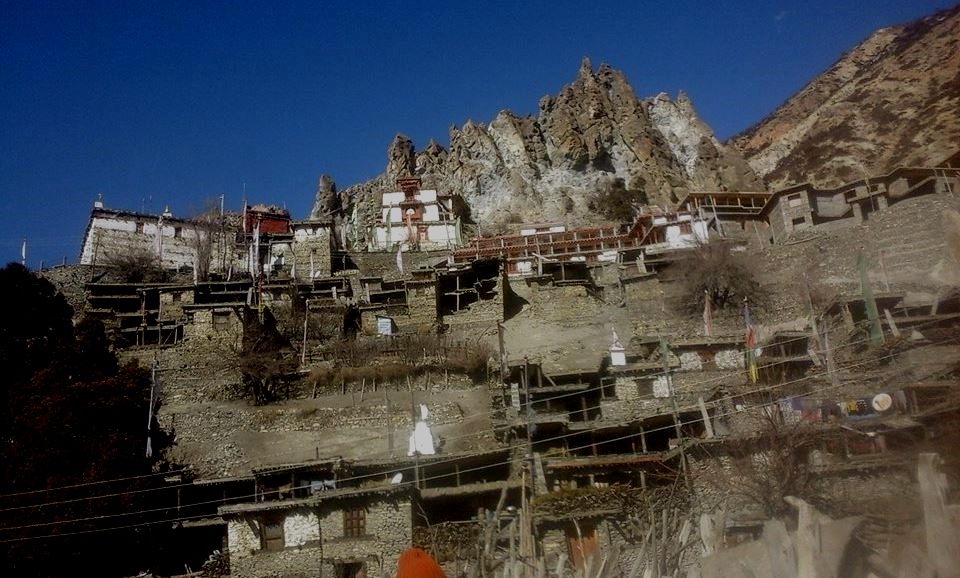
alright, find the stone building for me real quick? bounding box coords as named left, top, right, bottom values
left=289, top=220, right=334, bottom=281
left=678, top=165, right=960, bottom=245
left=373, top=177, right=465, bottom=251
left=79, top=200, right=224, bottom=272
left=220, top=482, right=414, bottom=578
left=79, top=199, right=335, bottom=282
left=68, top=158, right=960, bottom=575
left=451, top=209, right=712, bottom=277
left=759, top=166, right=959, bottom=243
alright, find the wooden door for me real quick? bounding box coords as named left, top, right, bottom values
left=566, top=521, right=599, bottom=571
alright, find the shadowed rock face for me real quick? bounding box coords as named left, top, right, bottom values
left=331, top=58, right=763, bottom=239
left=309, top=174, right=339, bottom=220
left=734, top=5, right=960, bottom=190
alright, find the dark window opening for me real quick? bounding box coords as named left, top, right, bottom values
left=342, top=306, right=362, bottom=339
left=335, top=562, right=366, bottom=578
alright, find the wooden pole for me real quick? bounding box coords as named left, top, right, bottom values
left=698, top=396, right=714, bottom=438
left=661, top=337, right=690, bottom=490
left=386, top=389, right=394, bottom=457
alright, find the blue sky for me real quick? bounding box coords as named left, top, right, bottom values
left=0, top=0, right=949, bottom=267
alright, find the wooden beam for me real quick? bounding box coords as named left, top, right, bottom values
left=919, top=453, right=960, bottom=576
left=699, top=396, right=715, bottom=439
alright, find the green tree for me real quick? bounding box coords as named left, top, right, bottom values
left=589, top=177, right=648, bottom=223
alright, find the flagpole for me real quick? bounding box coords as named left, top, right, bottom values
left=743, top=298, right=758, bottom=383
left=703, top=290, right=713, bottom=337
left=146, top=361, right=157, bottom=458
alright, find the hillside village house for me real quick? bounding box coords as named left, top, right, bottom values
left=79, top=198, right=336, bottom=282
left=79, top=199, right=214, bottom=271
left=220, top=479, right=414, bottom=578
left=759, top=166, right=959, bottom=242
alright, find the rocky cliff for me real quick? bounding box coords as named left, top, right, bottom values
left=329, top=58, right=762, bottom=238
left=735, top=5, right=960, bottom=190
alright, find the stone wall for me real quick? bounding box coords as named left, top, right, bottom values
left=810, top=468, right=917, bottom=518
left=184, top=306, right=245, bottom=350
left=620, top=278, right=675, bottom=335
left=406, top=280, right=439, bottom=330
left=291, top=223, right=333, bottom=281
left=351, top=250, right=450, bottom=281
left=159, top=382, right=491, bottom=478
left=318, top=499, right=411, bottom=573
left=539, top=518, right=635, bottom=578
left=769, top=191, right=814, bottom=242
left=539, top=528, right=567, bottom=571
left=227, top=498, right=411, bottom=578
left=688, top=452, right=773, bottom=520
left=507, top=278, right=605, bottom=332
left=440, top=268, right=505, bottom=336
left=227, top=517, right=262, bottom=558
left=763, top=192, right=960, bottom=295
left=39, top=264, right=110, bottom=318
left=80, top=211, right=234, bottom=273
left=159, top=287, right=195, bottom=322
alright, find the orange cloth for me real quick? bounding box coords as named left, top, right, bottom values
left=396, top=547, right=446, bottom=578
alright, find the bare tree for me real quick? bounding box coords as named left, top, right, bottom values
left=665, top=240, right=766, bottom=313
left=189, top=201, right=223, bottom=282
left=239, top=307, right=296, bottom=405
left=701, top=409, right=817, bottom=519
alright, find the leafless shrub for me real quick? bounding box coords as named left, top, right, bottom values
left=376, top=362, right=417, bottom=382
left=241, top=352, right=297, bottom=405
left=308, top=365, right=339, bottom=387
left=191, top=229, right=215, bottom=282
left=446, top=341, right=493, bottom=383
left=105, top=246, right=170, bottom=283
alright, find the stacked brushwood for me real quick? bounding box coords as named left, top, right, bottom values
left=200, top=550, right=229, bottom=578
left=414, top=521, right=483, bottom=563
left=532, top=484, right=685, bottom=521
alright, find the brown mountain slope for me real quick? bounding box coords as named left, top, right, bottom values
left=734, top=5, right=960, bottom=190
